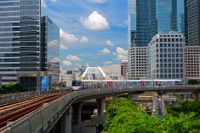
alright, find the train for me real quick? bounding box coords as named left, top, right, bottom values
left=72, top=79, right=184, bottom=91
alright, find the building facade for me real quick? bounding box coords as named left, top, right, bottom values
left=0, top=0, right=41, bottom=82
left=128, top=0, right=157, bottom=47
left=185, top=46, right=200, bottom=81
left=147, top=32, right=185, bottom=79
left=41, top=16, right=60, bottom=84
left=128, top=47, right=147, bottom=79
left=121, top=60, right=128, bottom=78
left=128, top=0, right=156, bottom=79
left=156, top=0, right=177, bottom=33
left=184, top=0, right=200, bottom=46
left=128, top=0, right=184, bottom=79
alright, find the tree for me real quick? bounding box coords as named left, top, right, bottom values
left=102, top=98, right=200, bottom=133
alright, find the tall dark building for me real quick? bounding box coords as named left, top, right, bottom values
left=0, top=0, right=41, bottom=83
left=41, top=16, right=60, bottom=84
left=128, top=0, right=157, bottom=47
left=184, top=0, right=200, bottom=46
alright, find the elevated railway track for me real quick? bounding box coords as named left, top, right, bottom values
left=0, top=91, right=69, bottom=129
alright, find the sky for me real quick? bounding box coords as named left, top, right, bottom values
left=42, top=0, right=128, bottom=69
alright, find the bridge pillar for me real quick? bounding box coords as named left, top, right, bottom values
left=152, top=95, right=167, bottom=116
left=60, top=107, right=72, bottom=133
left=72, top=102, right=83, bottom=125
left=152, top=96, right=158, bottom=115
left=97, top=98, right=105, bottom=117
left=91, top=98, right=105, bottom=130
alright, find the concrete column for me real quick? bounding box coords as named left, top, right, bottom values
left=72, top=102, right=83, bottom=125
left=36, top=71, right=41, bottom=91
left=60, top=107, right=72, bottom=133
left=152, top=96, right=158, bottom=115
left=97, top=98, right=105, bottom=117
left=160, top=95, right=167, bottom=115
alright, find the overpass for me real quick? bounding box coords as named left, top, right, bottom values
left=1, top=86, right=200, bottom=133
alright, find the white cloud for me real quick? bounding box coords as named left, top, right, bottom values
left=60, top=44, right=67, bottom=50
left=48, top=40, right=58, bottom=47
left=63, top=60, right=72, bottom=66
left=118, top=20, right=128, bottom=28
left=41, top=0, right=47, bottom=7
left=103, top=61, right=112, bottom=66
left=88, top=0, right=107, bottom=4
left=116, top=47, right=127, bottom=60
left=63, top=55, right=81, bottom=66
left=60, top=29, right=79, bottom=43
left=50, top=57, right=60, bottom=62
left=66, top=55, right=81, bottom=61
left=102, top=64, right=121, bottom=75
left=98, top=48, right=110, bottom=55
left=80, top=36, right=89, bottom=43
left=105, top=40, right=114, bottom=47
left=80, top=11, right=109, bottom=30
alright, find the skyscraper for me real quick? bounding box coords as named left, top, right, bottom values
left=41, top=16, right=60, bottom=85
left=0, top=0, right=41, bottom=82
left=128, top=0, right=157, bottom=79
left=184, top=0, right=200, bottom=46
left=128, top=0, right=157, bottom=47
left=156, top=0, right=177, bottom=33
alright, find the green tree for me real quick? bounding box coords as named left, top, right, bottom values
left=102, top=98, right=200, bottom=133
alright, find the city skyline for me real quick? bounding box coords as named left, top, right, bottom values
left=42, top=0, right=128, bottom=69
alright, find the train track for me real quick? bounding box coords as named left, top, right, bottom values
left=0, top=92, right=67, bottom=128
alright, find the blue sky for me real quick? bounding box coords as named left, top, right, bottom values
left=42, top=0, right=128, bottom=69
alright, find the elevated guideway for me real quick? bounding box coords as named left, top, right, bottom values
left=0, top=86, right=200, bottom=133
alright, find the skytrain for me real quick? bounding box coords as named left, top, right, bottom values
left=72, top=79, right=184, bottom=90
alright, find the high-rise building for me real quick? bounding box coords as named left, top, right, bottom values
left=185, top=46, right=200, bottom=82
left=184, top=0, right=200, bottom=46
left=128, top=47, right=147, bottom=79
left=147, top=32, right=185, bottom=79
left=128, top=0, right=157, bottom=47
left=128, top=0, right=184, bottom=79
left=0, top=0, right=41, bottom=83
left=156, top=0, right=177, bottom=33
left=128, top=0, right=156, bottom=79
left=41, top=16, right=60, bottom=85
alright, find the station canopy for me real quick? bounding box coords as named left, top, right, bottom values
left=80, top=67, right=109, bottom=80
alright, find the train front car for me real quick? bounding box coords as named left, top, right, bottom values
left=72, top=80, right=82, bottom=91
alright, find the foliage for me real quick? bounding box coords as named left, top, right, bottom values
left=102, top=98, right=200, bottom=133
left=167, top=100, right=200, bottom=117
left=0, top=82, right=27, bottom=94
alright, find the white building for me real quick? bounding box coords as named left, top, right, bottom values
left=147, top=32, right=185, bottom=79
left=128, top=47, right=147, bottom=79
left=185, top=46, right=200, bottom=82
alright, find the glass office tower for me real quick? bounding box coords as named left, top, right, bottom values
left=156, top=0, right=184, bottom=33
left=184, top=0, right=200, bottom=46
left=0, top=0, right=41, bottom=82
left=128, top=0, right=157, bottom=47
left=41, top=16, right=60, bottom=85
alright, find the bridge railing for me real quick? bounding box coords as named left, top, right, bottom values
left=0, top=90, right=69, bottom=105
left=0, top=91, right=40, bottom=104
left=1, top=87, right=200, bottom=133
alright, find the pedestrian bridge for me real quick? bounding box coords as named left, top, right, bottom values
left=1, top=86, right=200, bottom=133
